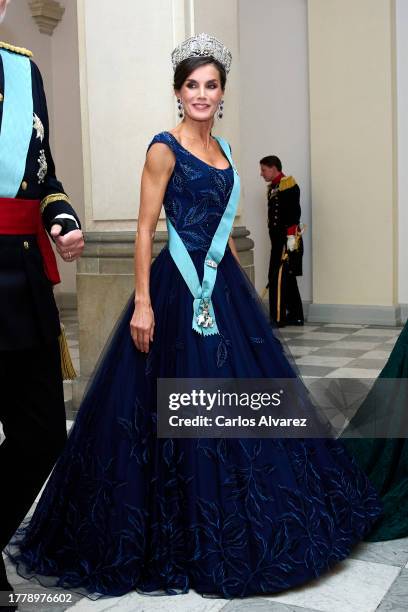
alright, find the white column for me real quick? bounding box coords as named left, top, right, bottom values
left=77, top=0, right=243, bottom=232
left=78, top=0, right=182, bottom=231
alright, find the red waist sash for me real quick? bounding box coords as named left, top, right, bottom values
left=0, top=197, right=60, bottom=284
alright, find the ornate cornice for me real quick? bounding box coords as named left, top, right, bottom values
left=28, top=0, right=65, bottom=36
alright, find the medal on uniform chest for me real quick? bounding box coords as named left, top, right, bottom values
left=196, top=298, right=214, bottom=328
left=33, top=113, right=44, bottom=142
left=37, top=149, right=47, bottom=183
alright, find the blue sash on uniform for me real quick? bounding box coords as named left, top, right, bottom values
left=167, top=136, right=240, bottom=336
left=0, top=49, right=33, bottom=197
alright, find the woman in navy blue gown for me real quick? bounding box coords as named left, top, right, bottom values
left=8, top=34, right=382, bottom=599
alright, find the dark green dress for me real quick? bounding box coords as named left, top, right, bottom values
left=343, top=322, right=408, bottom=541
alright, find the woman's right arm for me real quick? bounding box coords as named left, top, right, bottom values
left=130, top=143, right=175, bottom=353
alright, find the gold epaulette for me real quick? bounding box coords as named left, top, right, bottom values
left=278, top=176, right=297, bottom=191
left=0, top=41, right=33, bottom=58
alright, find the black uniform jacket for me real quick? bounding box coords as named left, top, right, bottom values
left=267, top=175, right=303, bottom=276
left=0, top=43, right=81, bottom=350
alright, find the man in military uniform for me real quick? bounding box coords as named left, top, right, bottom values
left=0, top=0, right=84, bottom=600
left=260, top=155, right=304, bottom=327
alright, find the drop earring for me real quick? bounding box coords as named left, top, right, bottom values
left=177, top=98, right=184, bottom=119
left=217, top=99, right=224, bottom=119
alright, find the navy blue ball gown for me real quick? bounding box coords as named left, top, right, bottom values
left=8, top=132, right=382, bottom=599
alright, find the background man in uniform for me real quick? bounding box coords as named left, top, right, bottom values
left=0, top=0, right=84, bottom=602
left=260, top=155, right=304, bottom=327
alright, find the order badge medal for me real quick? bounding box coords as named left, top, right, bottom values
left=33, top=113, right=44, bottom=142
left=196, top=299, right=214, bottom=328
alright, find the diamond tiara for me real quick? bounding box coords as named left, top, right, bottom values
left=171, top=33, right=232, bottom=74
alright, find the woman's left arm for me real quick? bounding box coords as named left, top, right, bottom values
left=228, top=235, right=240, bottom=264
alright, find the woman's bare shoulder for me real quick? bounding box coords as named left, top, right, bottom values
left=145, top=132, right=176, bottom=174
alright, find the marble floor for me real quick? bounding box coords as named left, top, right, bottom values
left=2, top=317, right=407, bottom=611
left=279, top=322, right=403, bottom=380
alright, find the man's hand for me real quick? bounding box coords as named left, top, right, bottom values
left=51, top=225, right=84, bottom=262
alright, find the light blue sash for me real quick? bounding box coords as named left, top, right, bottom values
left=0, top=49, right=33, bottom=197
left=167, top=136, right=240, bottom=336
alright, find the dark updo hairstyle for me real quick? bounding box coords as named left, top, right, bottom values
left=173, top=56, right=227, bottom=91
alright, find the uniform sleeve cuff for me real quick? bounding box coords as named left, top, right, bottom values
left=40, top=193, right=71, bottom=214
left=52, top=213, right=80, bottom=229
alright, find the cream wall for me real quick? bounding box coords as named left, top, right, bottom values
left=238, top=0, right=312, bottom=296
left=308, top=0, right=398, bottom=308
left=396, top=0, right=408, bottom=306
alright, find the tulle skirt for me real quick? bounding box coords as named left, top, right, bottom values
left=8, top=247, right=382, bottom=598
